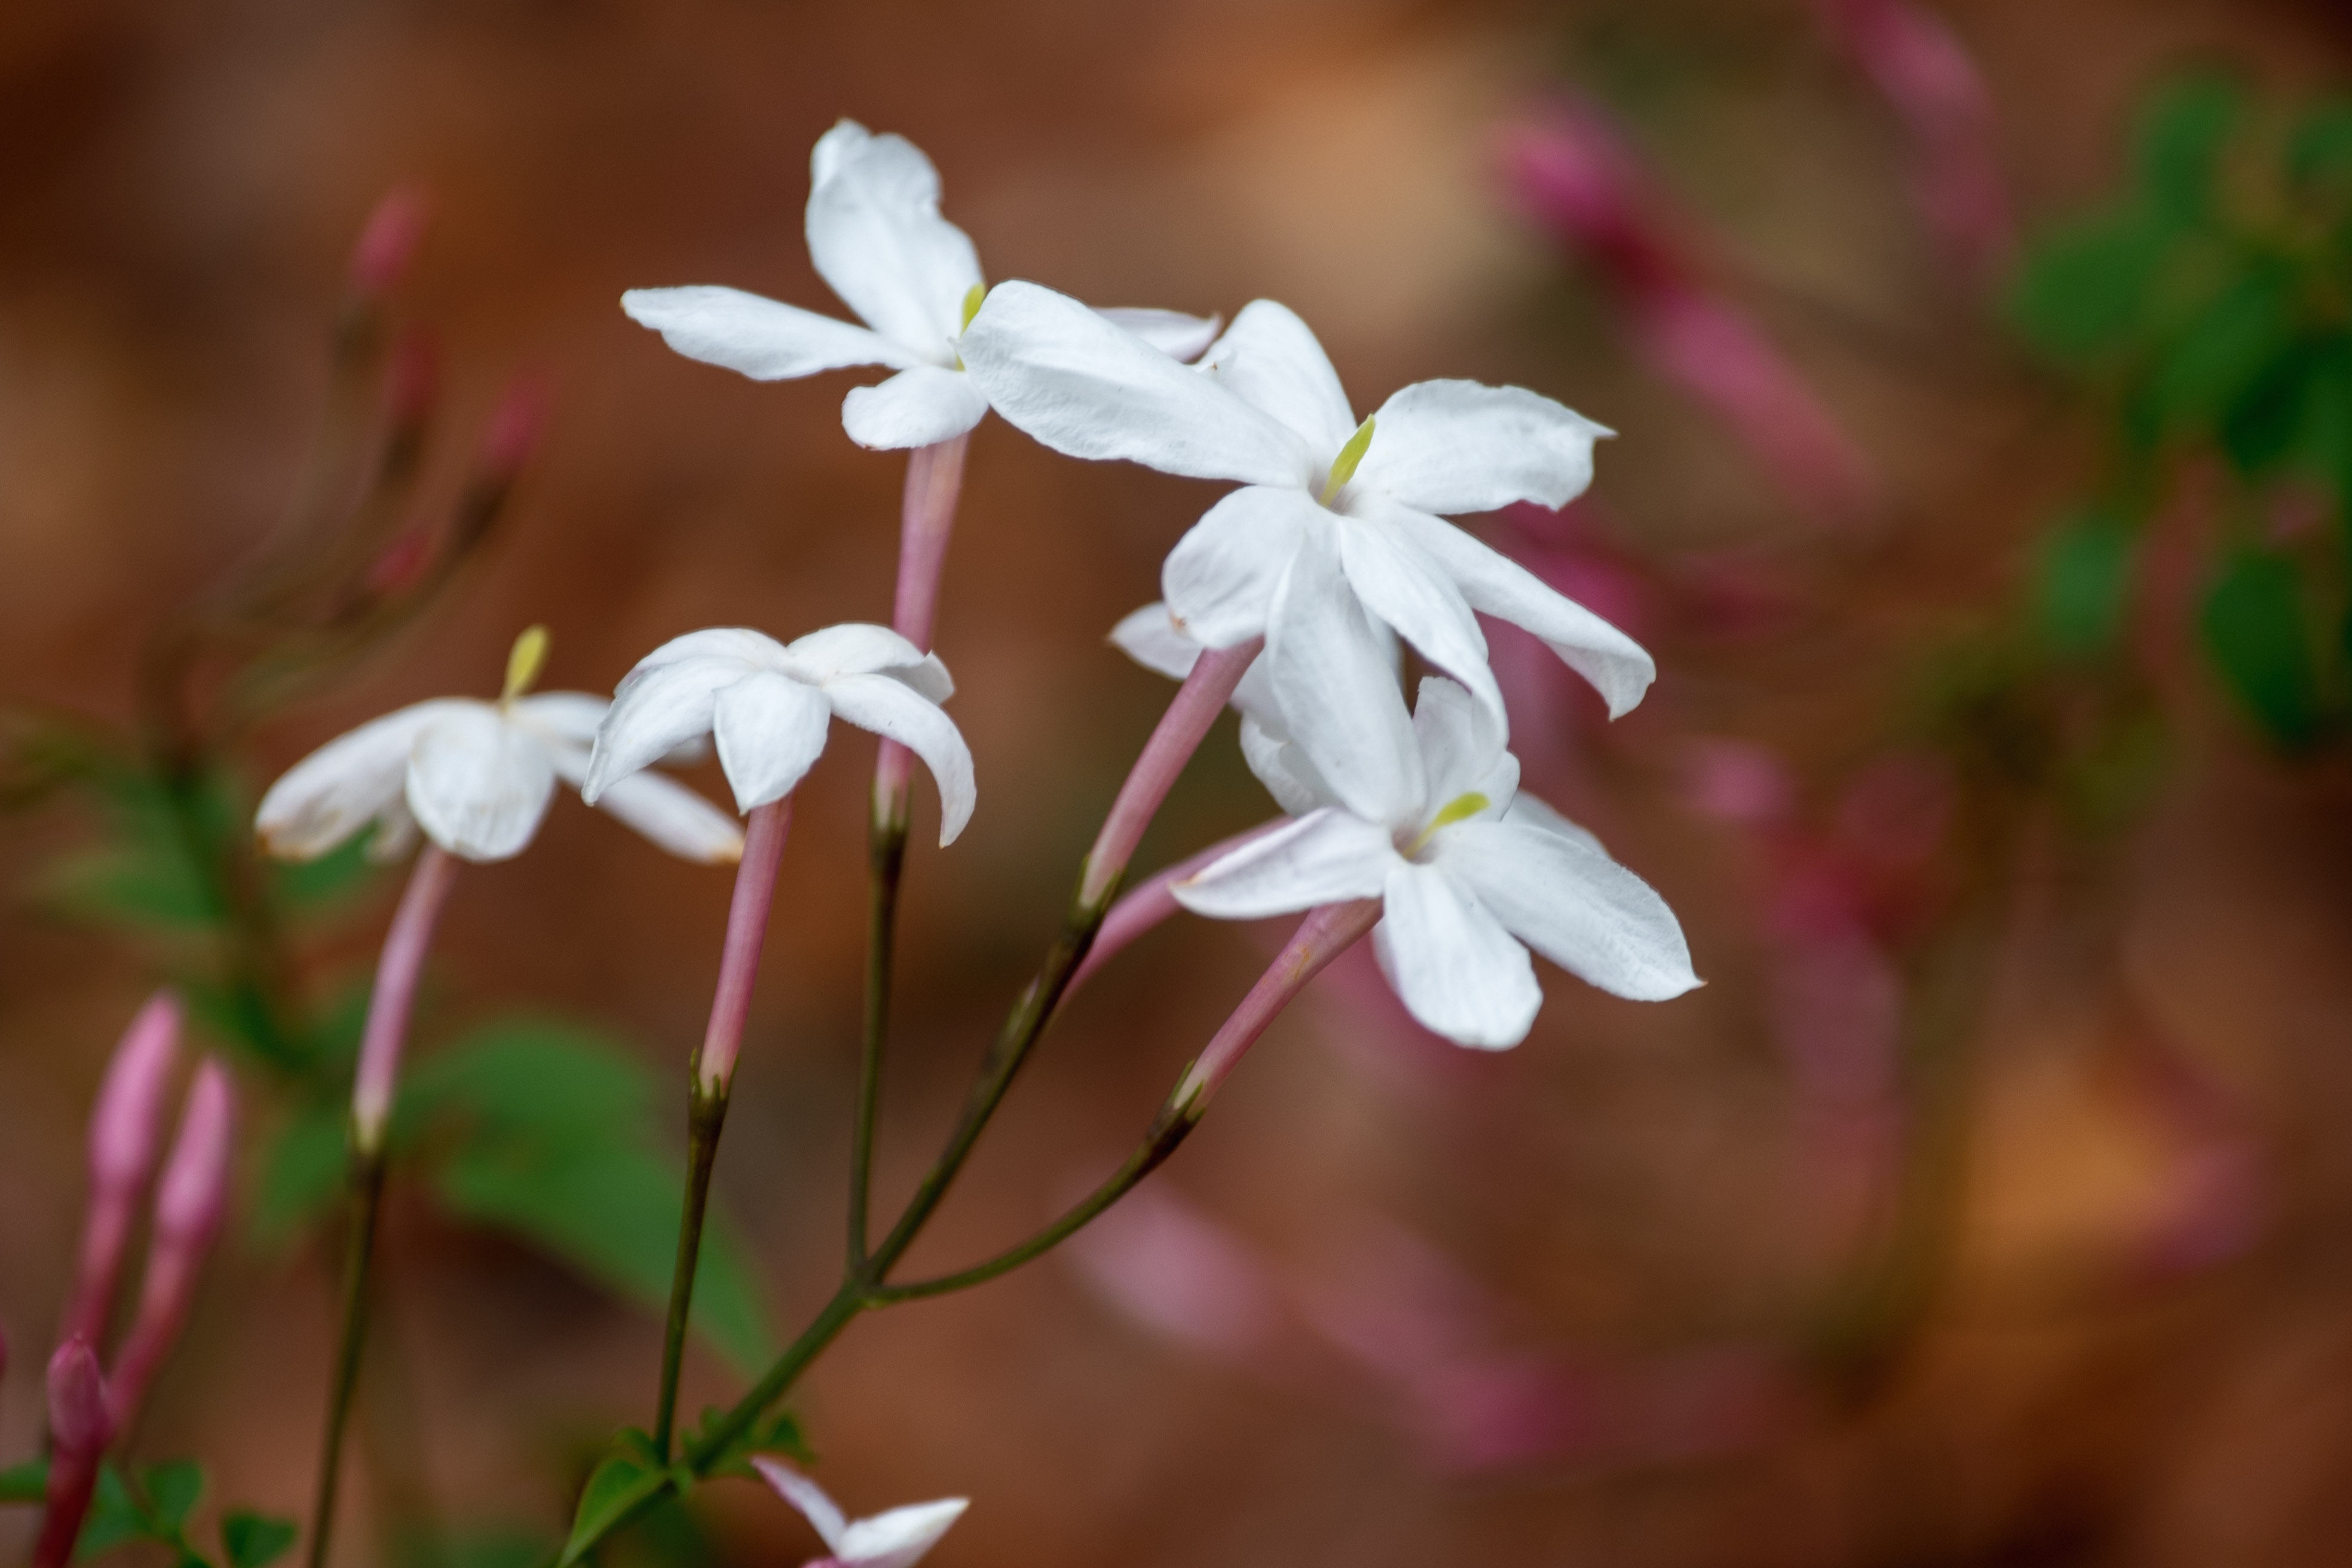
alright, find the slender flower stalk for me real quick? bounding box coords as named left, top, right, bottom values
left=63, top=993, right=183, bottom=1349
left=1067, top=819, right=1284, bottom=994
left=107, top=1058, right=238, bottom=1433
left=308, top=842, right=458, bottom=1568
left=35, top=1338, right=115, bottom=1568
left=654, top=795, right=793, bottom=1457
left=1174, top=899, right=1383, bottom=1113
left=1079, top=639, right=1262, bottom=906
left=872, top=434, right=972, bottom=825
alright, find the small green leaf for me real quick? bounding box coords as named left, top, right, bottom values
left=2203, top=547, right=2323, bottom=747
left=2134, top=78, right=2244, bottom=222
left=39, top=844, right=216, bottom=930
left=559, top=1431, right=675, bottom=1568
left=143, top=1461, right=205, bottom=1530
left=2034, top=512, right=2137, bottom=659
left=1, top=1456, right=47, bottom=1503
left=79, top=1466, right=149, bottom=1558
left=250, top=1100, right=353, bottom=1247
left=222, top=1511, right=298, bottom=1568
left=2008, top=210, right=2175, bottom=362
left=2149, top=265, right=2297, bottom=428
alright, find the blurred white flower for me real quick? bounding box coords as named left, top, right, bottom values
left=255, top=628, right=743, bottom=866
left=1175, top=675, right=1698, bottom=1048
left=622, top=120, right=1218, bottom=451
left=585, top=623, right=974, bottom=845
left=963, top=283, right=1654, bottom=786
left=752, top=1459, right=966, bottom=1568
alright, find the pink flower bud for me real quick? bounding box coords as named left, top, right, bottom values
left=65, top=993, right=182, bottom=1347
left=348, top=186, right=430, bottom=297
left=479, top=375, right=549, bottom=479
left=385, top=330, right=442, bottom=427
left=105, top=1059, right=237, bottom=1430
left=45, top=1336, right=113, bottom=1457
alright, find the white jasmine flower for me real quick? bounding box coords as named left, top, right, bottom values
left=752, top=1459, right=966, bottom=1568
left=584, top=623, right=975, bottom=845
left=961, top=283, right=1654, bottom=788
left=621, top=120, right=1219, bottom=451
left=255, top=628, right=743, bottom=866
left=1174, top=673, right=1698, bottom=1048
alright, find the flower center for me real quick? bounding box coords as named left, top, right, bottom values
left=1407, top=790, right=1489, bottom=856
left=1318, top=415, right=1376, bottom=506
left=501, top=624, right=550, bottom=706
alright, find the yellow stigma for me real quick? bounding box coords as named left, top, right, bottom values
left=960, top=283, right=988, bottom=332
left=1319, top=415, right=1376, bottom=506
left=1410, top=791, right=1489, bottom=854
left=502, top=624, right=550, bottom=703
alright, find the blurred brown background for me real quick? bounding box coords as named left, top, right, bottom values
left=8, top=0, right=2352, bottom=1564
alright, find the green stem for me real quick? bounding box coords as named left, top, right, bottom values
left=850, top=806, right=909, bottom=1267
left=682, top=1281, right=869, bottom=1472
left=305, top=1144, right=387, bottom=1568
left=652, top=1085, right=730, bottom=1460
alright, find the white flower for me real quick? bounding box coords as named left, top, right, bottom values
left=960, top=282, right=1655, bottom=788
left=255, top=629, right=743, bottom=866
left=1174, top=675, right=1699, bottom=1048
left=752, top=1459, right=966, bottom=1568
left=621, top=120, right=1220, bottom=451
left=584, top=623, right=975, bottom=845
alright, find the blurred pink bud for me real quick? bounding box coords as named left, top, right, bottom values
left=1680, top=739, right=1795, bottom=828
left=348, top=186, right=430, bottom=296
left=385, top=331, right=442, bottom=427
left=1069, top=1186, right=1287, bottom=1364
left=1498, top=102, right=1680, bottom=295
left=106, top=1059, right=238, bottom=1430
left=65, top=993, right=183, bottom=1346
left=363, top=529, right=434, bottom=595
left=480, top=375, right=549, bottom=478
left=45, top=1337, right=113, bottom=1456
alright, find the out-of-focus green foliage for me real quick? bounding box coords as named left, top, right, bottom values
left=2011, top=78, right=2352, bottom=751
left=0, top=1456, right=289, bottom=1568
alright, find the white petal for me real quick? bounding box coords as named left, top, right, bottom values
left=621, top=287, right=914, bottom=381
left=1334, top=514, right=1501, bottom=719
left=617, top=627, right=788, bottom=676
left=1197, top=299, right=1357, bottom=457
left=960, top=281, right=1316, bottom=488
left=1237, top=713, right=1330, bottom=817
left=365, top=798, right=419, bottom=864
left=842, top=365, right=990, bottom=450
left=1382, top=503, right=1656, bottom=719
left=780, top=623, right=938, bottom=685
left=589, top=771, right=745, bottom=863
left=838, top=1499, right=970, bottom=1568
left=1162, top=485, right=1315, bottom=649
left=822, top=673, right=976, bottom=846
left=586, top=659, right=748, bottom=802
left=1173, top=807, right=1395, bottom=918
left=806, top=127, right=980, bottom=363
left=1263, top=534, right=1425, bottom=828
left=752, top=1459, right=849, bottom=1554
left=712, top=672, right=834, bottom=811
left=1095, top=307, right=1223, bottom=362
left=1411, top=676, right=1516, bottom=818
left=1436, top=819, right=1699, bottom=1001
left=510, top=691, right=608, bottom=748
left=1499, top=791, right=1603, bottom=852
left=405, top=708, right=558, bottom=862
left=1373, top=860, right=1540, bottom=1048
left=1109, top=602, right=1202, bottom=682
left=255, top=700, right=468, bottom=860
left=1355, top=378, right=1610, bottom=514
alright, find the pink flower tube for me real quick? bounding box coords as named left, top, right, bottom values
left=35, top=1337, right=115, bottom=1568
left=873, top=434, right=972, bottom=824
left=106, top=1058, right=238, bottom=1429
left=63, top=993, right=183, bottom=1348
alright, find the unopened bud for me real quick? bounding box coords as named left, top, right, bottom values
left=154, top=1059, right=235, bottom=1246
left=385, top=332, right=442, bottom=428
left=45, top=1337, right=114, bottom=1457
left=90, top=992, right=182, bottom=1194
left=479, top=375, right=549, bottom=479
left=348, top=187, right=430, bottom=298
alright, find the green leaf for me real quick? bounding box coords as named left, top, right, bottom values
left=79, top=1466, right=149, bottom=1558
left=2288, top=100, right=2352, bottom=209
left=222, top=1512, right=297, bottom=1568
left=2148, top=265, right=2297, bottom=428
left=143, top=1461, right=205, bottom=1530
left=405, top=1020, right=777, bottom=1376
left=2202, top=547, right=2324, bottom=746
left=2034, top=511, right=2137, bottom=659
left=1, top=1456, right=47, bottom=1503
left=2134, top=78, right=2244, bottom=222
left=39, top=843, right=216, bottom=930
left=559, top=1431, right=674, bottom=1568
left=250, top=1100, right=352, bottom=1247
left=2008, top=209, right=2176, bottom=362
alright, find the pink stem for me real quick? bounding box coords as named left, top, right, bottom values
left=696, top=797, right=794, bottom=1094
left=1177, top=899, right=1382, bottom=1113
left=1081, top=638, right=1263, bottom=907
left=350, top=846, right=460, bottom=1150
left=874, top=434, right=972, bottom=820
left=106, top=1059, right=236, bottom=1431
left=1068, top=817, right=1287, bottom=994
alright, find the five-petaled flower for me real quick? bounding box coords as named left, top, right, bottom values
left=256, top=627, right=744, bottom=866
left=961, top=281, right=1656, bottom=798
left=1175, top=674, right=1699, bottom=1048
left=585, top=624, right=975, bottom=844
left=621, top=120, right=1219, bottom=451
left=753, top=1458, right=966, bottom=1568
